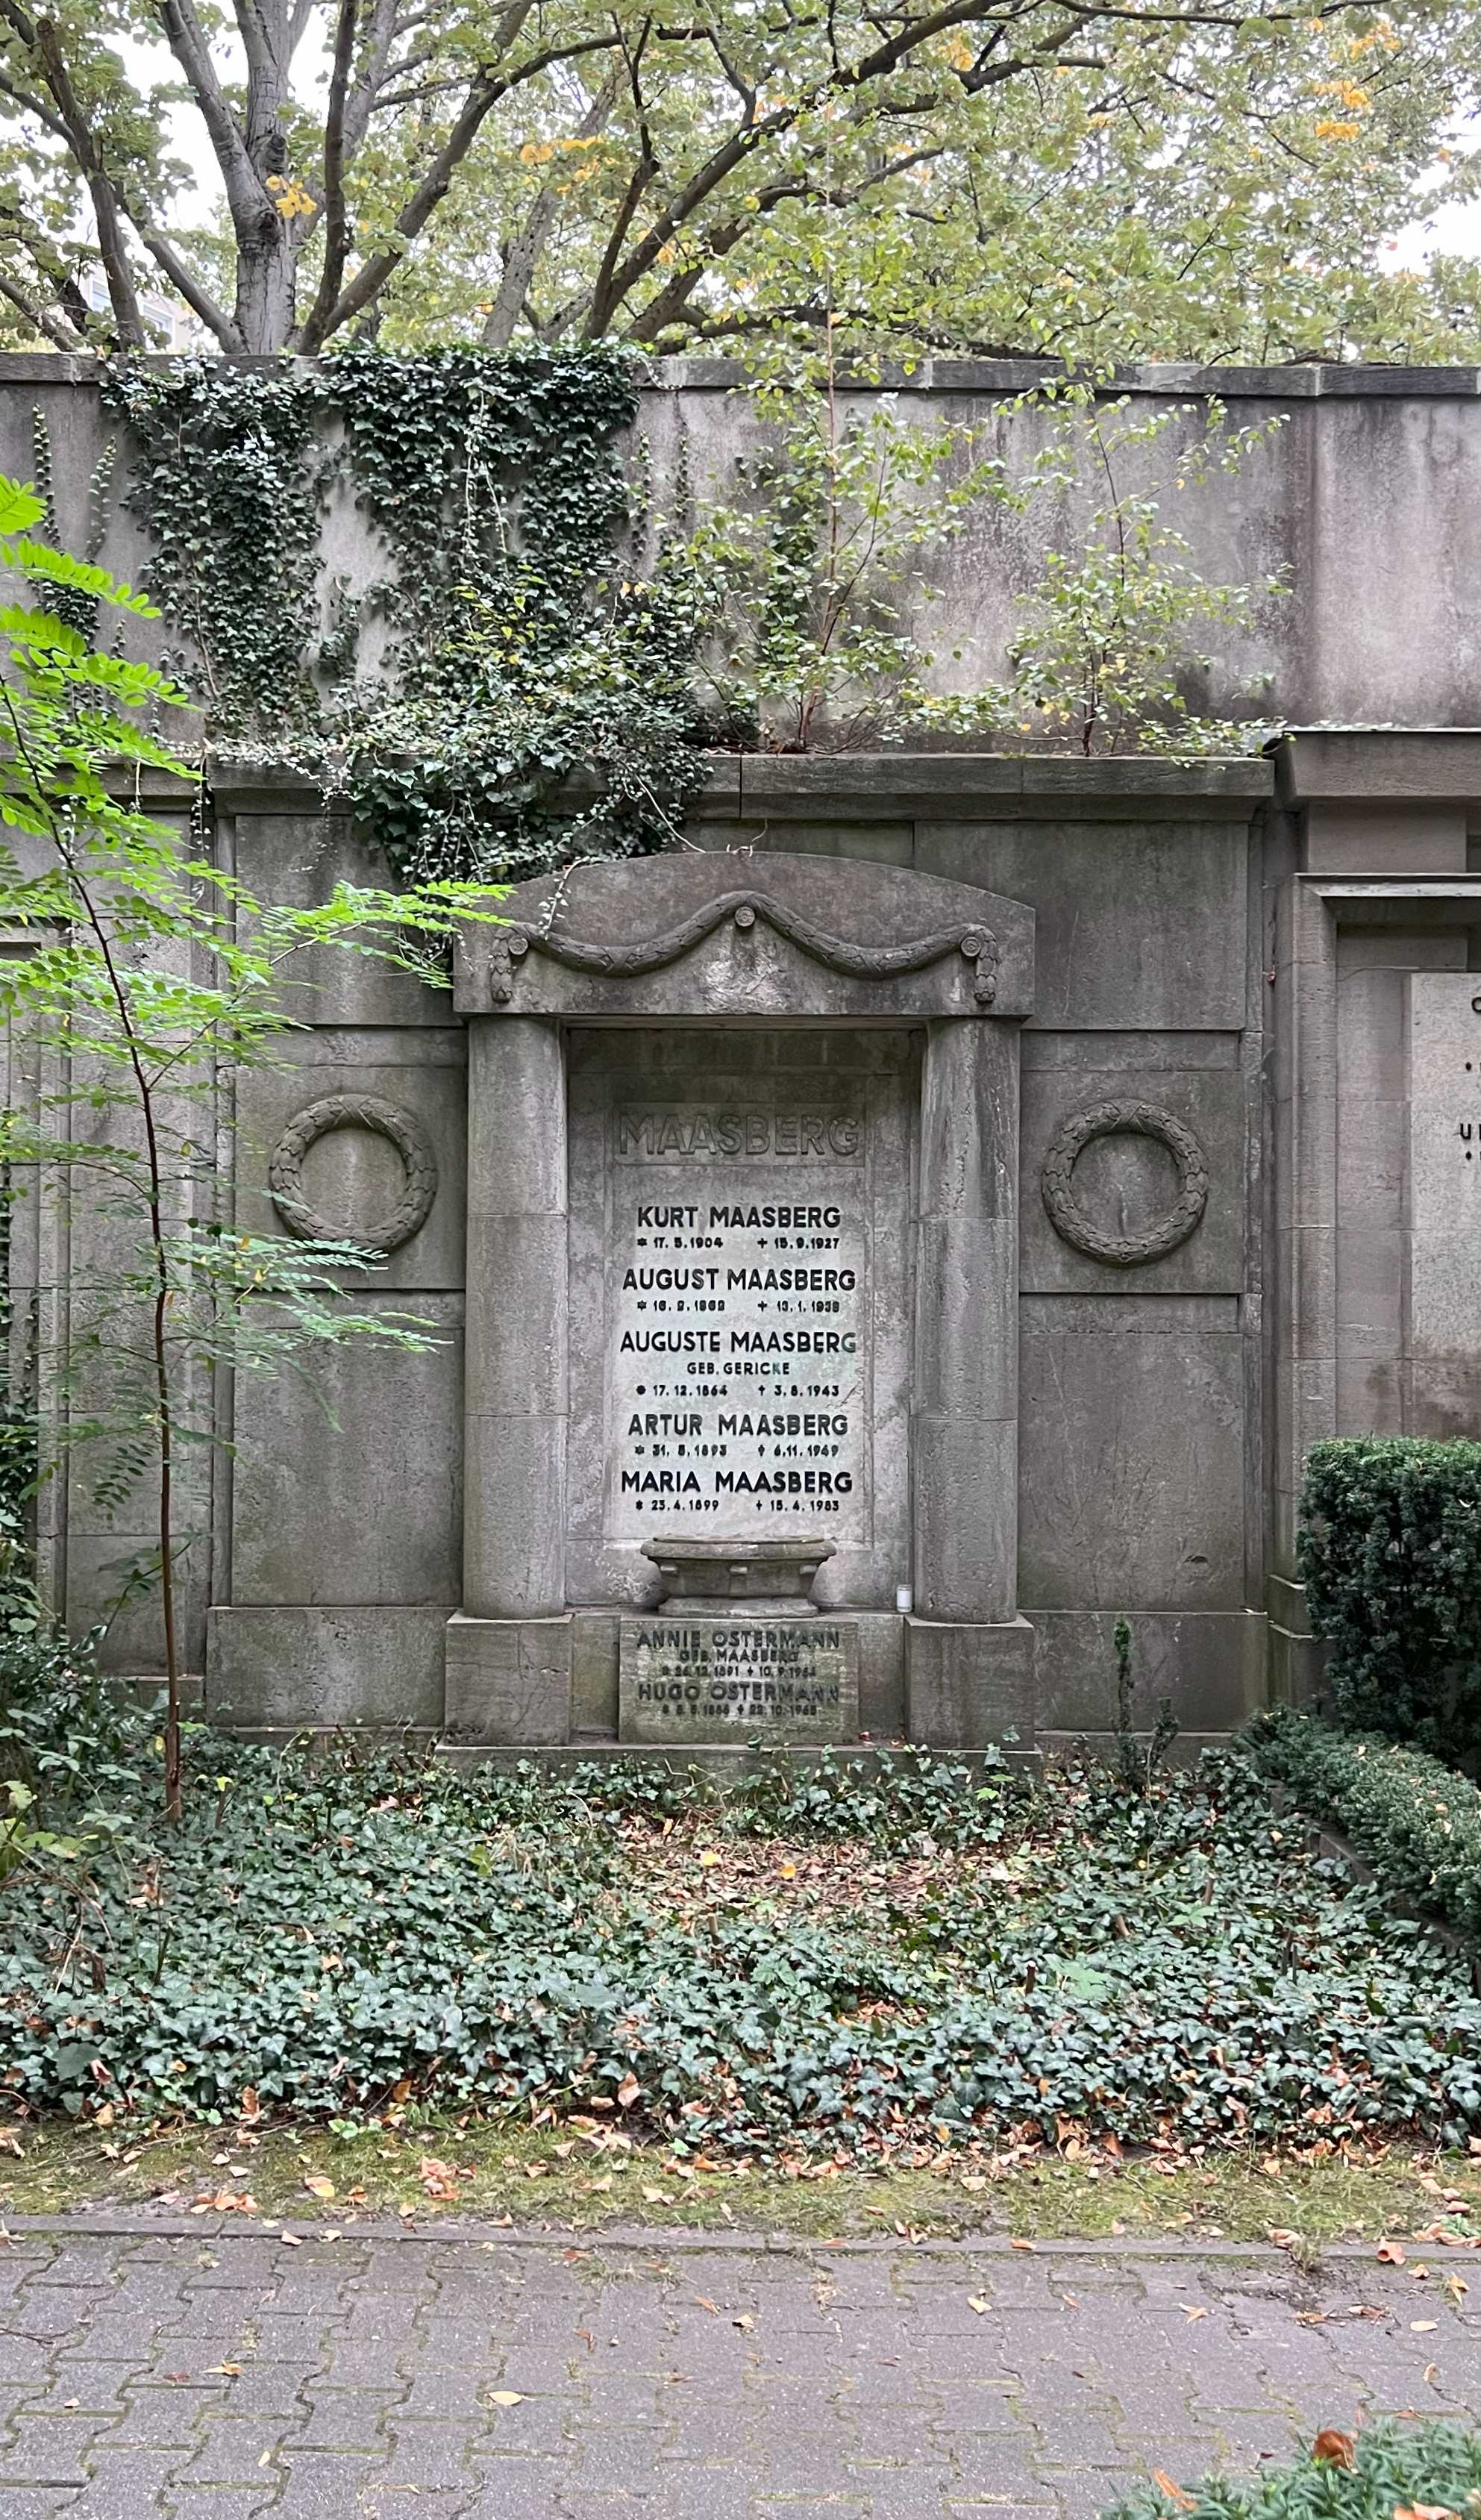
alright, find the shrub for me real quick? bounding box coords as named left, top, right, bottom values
left=1297, top=1437, right=1481, bottom=1767
left=1244, top=1706, right=1481, bottom=1944
left=1111, top=2418, right=1481, bottom=2520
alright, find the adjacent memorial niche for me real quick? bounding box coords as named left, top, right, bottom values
left=619, top=1538, right=860, bottom=1745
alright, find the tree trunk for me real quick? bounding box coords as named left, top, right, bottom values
left=233, top=206, right=298, bottom=353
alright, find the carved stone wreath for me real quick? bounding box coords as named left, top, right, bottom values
left=269, top=1094, right=438, bottom=1254
left=1040, top=1099, right=1209, bottom=1266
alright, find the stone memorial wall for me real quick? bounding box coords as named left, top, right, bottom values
left=6, top=366, right=1481, bottom=1750
left=24, top=736, right=1453, bottom=1752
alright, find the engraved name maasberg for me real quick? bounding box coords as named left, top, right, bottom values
left=617, top=1110, right=862, bottom=1160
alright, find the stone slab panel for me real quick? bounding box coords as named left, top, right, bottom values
left=914, top=820, right=1249, bottom=1029
left=443, top=1613, right=573, bottom=1743
left=234, top=1031, right=468, bottom=1291
left=1031, top=1609, right=1266, bottom=1733
left=1408, top=973, right=1481, bottom=1366
left=572, top=1610, right=621, bottom=1734
left=910, top=1413, right=1017, bottom=1623
left=463, top=1413, right=566, bottom=1617
left=1020, top=1037, right=1244, bottom=1294
left=231, top=1294, right=463, bottom=1607
left=1018, top=1295, right=1246, bottom=1609
left=619, top=1614, right=860, bottom=1743
left=207, top=1606, right=446, bottom=1728
left=904, top=1616, right=1036, bottom=1748
left=233, top=815, right=454, bottom=1027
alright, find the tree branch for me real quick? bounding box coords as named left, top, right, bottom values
left=294, top=0, right=358, bottom=351
left=481, top=65, right=619, bottom=348
left=0, top=266, right=83, bottom=348
left=310, top=23, right=619, bottom=342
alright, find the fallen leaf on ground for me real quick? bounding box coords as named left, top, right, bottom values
left=1411, top=2319, right=1438, bottom=2333
left=1377, top=2241, right=1406, bottom=2264
left=489, top=2391, right=525, bottom=2409
left=616, top=2075, right=640, bottom=2109
left=278, top=2230, right=302, bottom=2248
left=1009, top=2236, right=1035, bottom=2252
left=1182, top=2306, right=1209, bottom=2322
left=1152, top=2471, right=1196, bottom=2510
left=205, top=2363, right=242, bottom=2377
left=304, top=2174, right=335, bottom=2201
left=1314, top=2430, right=1357, bottom=2469
left=968, top=2295, right=990, bottom=2315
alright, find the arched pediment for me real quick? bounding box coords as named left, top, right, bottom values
left=455, top=851, right=1033, bottom=1021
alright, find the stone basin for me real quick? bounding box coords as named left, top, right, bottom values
left=642, top=1535, right=836, bottom=1613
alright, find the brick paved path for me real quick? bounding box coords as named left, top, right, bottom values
left=1, top=2222, right=1476, bottom=2520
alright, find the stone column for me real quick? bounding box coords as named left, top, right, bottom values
left=462, top=1018, right=567, bottom=1613
left=448, top=1019, right=573, bottom=1742
left=907, top=1018, right=1033, bottom=1745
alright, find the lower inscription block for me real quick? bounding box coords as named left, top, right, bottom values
left=619, top=1616, right=860, bottom=1745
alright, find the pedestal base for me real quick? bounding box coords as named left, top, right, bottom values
left=444, top=1613, right=572, bottom=1743
left=905, top=1615, right=1036, bottom=1748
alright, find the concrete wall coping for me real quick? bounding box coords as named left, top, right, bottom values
left=197, top=751, right=1273, bottom=821
left=1272, top=725, right=1481, bottom=804
left=9, top=350, right=1481, bottom=403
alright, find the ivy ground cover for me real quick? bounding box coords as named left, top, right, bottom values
left=1, top=1742, right=1479, bottom=2157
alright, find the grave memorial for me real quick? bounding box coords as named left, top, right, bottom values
left=442, top=849, right=1036, bottom=1751
left=10, top=365, right=1481, bottom=1750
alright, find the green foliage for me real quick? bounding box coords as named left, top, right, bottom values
left=1, top=1733, right=1479, bottom=2146
left=2, top=3, right=1477, bottom=369
left=691, top=372, right=1016, bottom=751
left=101, top=348, right=716, bottom=884
left=1297, top=1437, right=1481, bottom=1768
left=1244, top=1706, right=1481, bottom=1946
left=983, top=393, right=1286, bottom=756
left=1112, top=2418, right=1481, bottom=2520
left=0, top=468, right=507, bottom=1808
left=328, top=344, right=715, bottom=880
left=99, top=360, right=325, bottom=730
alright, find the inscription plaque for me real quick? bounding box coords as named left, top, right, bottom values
left=607, top=1093, right=870, bottom=1541
left=566, top=1029, right=915, bottom=1612
left=619, top=1616, right=860, bottom=1745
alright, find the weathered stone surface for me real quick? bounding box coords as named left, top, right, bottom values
left=207, top=1606, right=446, bottom=1728
left=915, top=821, right=1249, bottom=1030
left=1018, top=1295, right=1245, bottom=1610
left=463, top=1019, right=567, bottom=1619
left=619, top=1614, right=860, bottom=1744
left=1408, top=972, right=1481, bottom=1363
left=904, top=1616, right=1036, bottom=1748
left=455, top=850, right=1033, bottom=1021
left=230, top=1293, right=463, bottom=1608
left=1031, top=1609, right=1266, bottom=1735
left=912, top=1020, right=1020, bottom=1624
left=1020, top=1035, right=1244, bottom=1294
left=234, top=1030, right=467, bottom=1291
left=443, top=1612, right=572, bottom=1743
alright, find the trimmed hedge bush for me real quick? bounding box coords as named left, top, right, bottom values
left=1111, top=2417, right=1481, bottom=2520
left=1297, top=1436, right=1481, bottom=1766
left=1244, top=1705, right=1481, bottom=1943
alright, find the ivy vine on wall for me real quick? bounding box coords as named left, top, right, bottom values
left=99, top=348, right=716, bottom=884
